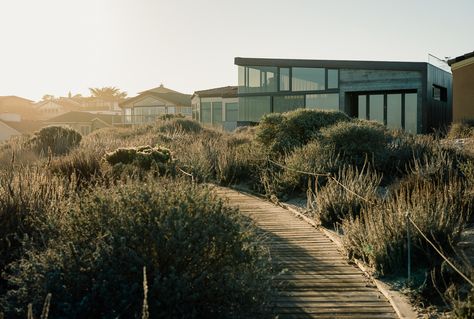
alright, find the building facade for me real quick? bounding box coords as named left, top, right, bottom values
left=448, top=51, right=474, bottom=122
left=235, top=57, right=452, bottom=134
left=119, top=85, right=191, bottom=125
left=191, top=86, right=238, bottom=131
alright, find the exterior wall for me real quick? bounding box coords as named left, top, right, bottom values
left=426, top=64, right=452, bottom=131
left=36, top=101, right=68, bottom=120
left=0, top=122, right=21, bottom=142
left=339, top=68, right=424, bottom=133
left=193, top=96, right=239, bottom=131
left=451, top=57, right=474, bottom=122
left=121, top=95, right=191, bottom=125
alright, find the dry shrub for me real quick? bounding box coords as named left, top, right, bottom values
left=448, top=121, right=474, bottom=139
left=2, top=178, right=274, bottom=318
left=313, top=164, right=381, bottom=227
left=342, top=170, right=470, bottom=275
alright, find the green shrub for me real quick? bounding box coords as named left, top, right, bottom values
left=105, top=145, right=173, bottom=172
left=313, top=164, right=381, bottom=227
left=2, top=178, right=274, bottom=318
left=29, top=126, right=82, bottom=156
left=319, top=120, right=391, bottom=169
left=256, top=109, right=350, bottom=153
left=272, top=141, right=341, bottom=194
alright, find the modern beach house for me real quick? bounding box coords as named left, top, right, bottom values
left=234, top=57, right=452, bottom=134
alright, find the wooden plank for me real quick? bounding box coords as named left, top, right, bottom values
left=215, top=187, right=397, bottom=319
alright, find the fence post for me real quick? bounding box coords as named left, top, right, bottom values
left=405, top=211, right=411, bottom=284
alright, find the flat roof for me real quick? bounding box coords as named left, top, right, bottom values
left=235, top=57, right=428, bottom=72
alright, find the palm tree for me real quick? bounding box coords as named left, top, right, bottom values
left=42, top=94, right=55, bottom=101
left=88, top=87, right=127, bottom=101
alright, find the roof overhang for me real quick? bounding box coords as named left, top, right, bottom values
left=234, top=57, right=427, bottom=72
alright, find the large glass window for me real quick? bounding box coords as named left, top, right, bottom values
left=239, top=96, right=271, bottom=122
left=358, top=95, right=367, bottom=120
left=292, top=68, right=325, bottom=91
left=238, top=66, right=245, bottom=87
left=369, top=95, right=384, bottom=124
left=273, top=95, right=304, bottom=114
left=405, top=93, right=417, bottom=133
left=225, top=102, right=238, bottom=122
left=387, top=94, right=402, bottom=130
left=238, top=66, right=277, bottom=94
left=279, top=68, right=290, bottom=91
left=328, top=69, right=339, bottom=89
left=201, top=102, right=212, bottom=124
left=306, top=93, right=339, bottom=111
left=212, top=102, right=222, bottom=125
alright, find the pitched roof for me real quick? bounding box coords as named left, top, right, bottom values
left=448, top=51, right=474, bottom=66
left=2, top=120, right=44, bottom=134
left=193, top=86, right=238, bottom=98
left=36, top=99, right=81, bottom=111
left=138, top=84, right=180, bottom=94
left=120, top=86, right=191, bottom=108
left=44, top=111, right=113, bottom=125
left=0, top=96, right=34, bottom=105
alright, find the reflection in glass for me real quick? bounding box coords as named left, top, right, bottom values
left=405, top=93, right=417, bottom=133
left=239, top=96, right=271, bottom=121
left=328, top=69, right=339, bottom=89
left=225, top=103, right=238, bottom=122
left=273, top=95, right=304, bottom=113
left=358, top=95, right=367, bottom=120
left=240, top=66, right=277, bottom=94
left=292, top=68, right=325, bottom=91
left=201, top=102, right=212, bottom=123
left=280, top=68, right=290, bottom=91
left=387, top=94, right=402, bottom=130
left=306, top=93, right=339, bottom=111
left=369, top=95, right=384, bottom=124
left=212, top=102, right=222, bottom=125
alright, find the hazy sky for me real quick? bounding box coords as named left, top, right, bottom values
left=0, top=0, right=472, bottom=101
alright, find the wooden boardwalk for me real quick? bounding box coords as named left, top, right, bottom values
left=216, top=187, right=397, bottom=319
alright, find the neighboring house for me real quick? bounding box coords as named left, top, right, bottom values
left=68, top=96, right=122, bottom=112
left=191, top=86, right=238, bottom=131
left=0, top=114, right=44, bottom=142
left=44, top=111, right=113, bottom=135
left=119, top=84, right=192, bottom=125
left=35, top=99, right=81, bottom=120
left=448, top=51, right=474, bottom=122
left=235, top=57, right=453, bottom=134
left=0, top=120, right=22, bottom=142
left=0, top=96, right=39, bottom=120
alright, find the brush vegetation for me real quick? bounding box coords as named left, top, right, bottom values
left=1, top=110, right=473, bottom=317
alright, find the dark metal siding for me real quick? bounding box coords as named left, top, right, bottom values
left=426, top=64, right=452, bottom=132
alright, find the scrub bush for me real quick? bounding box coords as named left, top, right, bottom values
left=2, top=178, right=274, bottom=318
left=105, top=145, right=173, bottom=171
left=49, top=148, right=103, bottom=183
left=448, top=120, right=474, bottom=139
left=29, top=126, right=82, bottom=156
left=314, top=164, right=381, bottom=227
left=158, top=118, right=203, bottom=134
left=342, top=170, right=471, bottom=275
left=0, top=167, right=67, bottom=298
left=319, top=120, right=391, bottom=169
left=256, top=109, right=350, bottom=153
